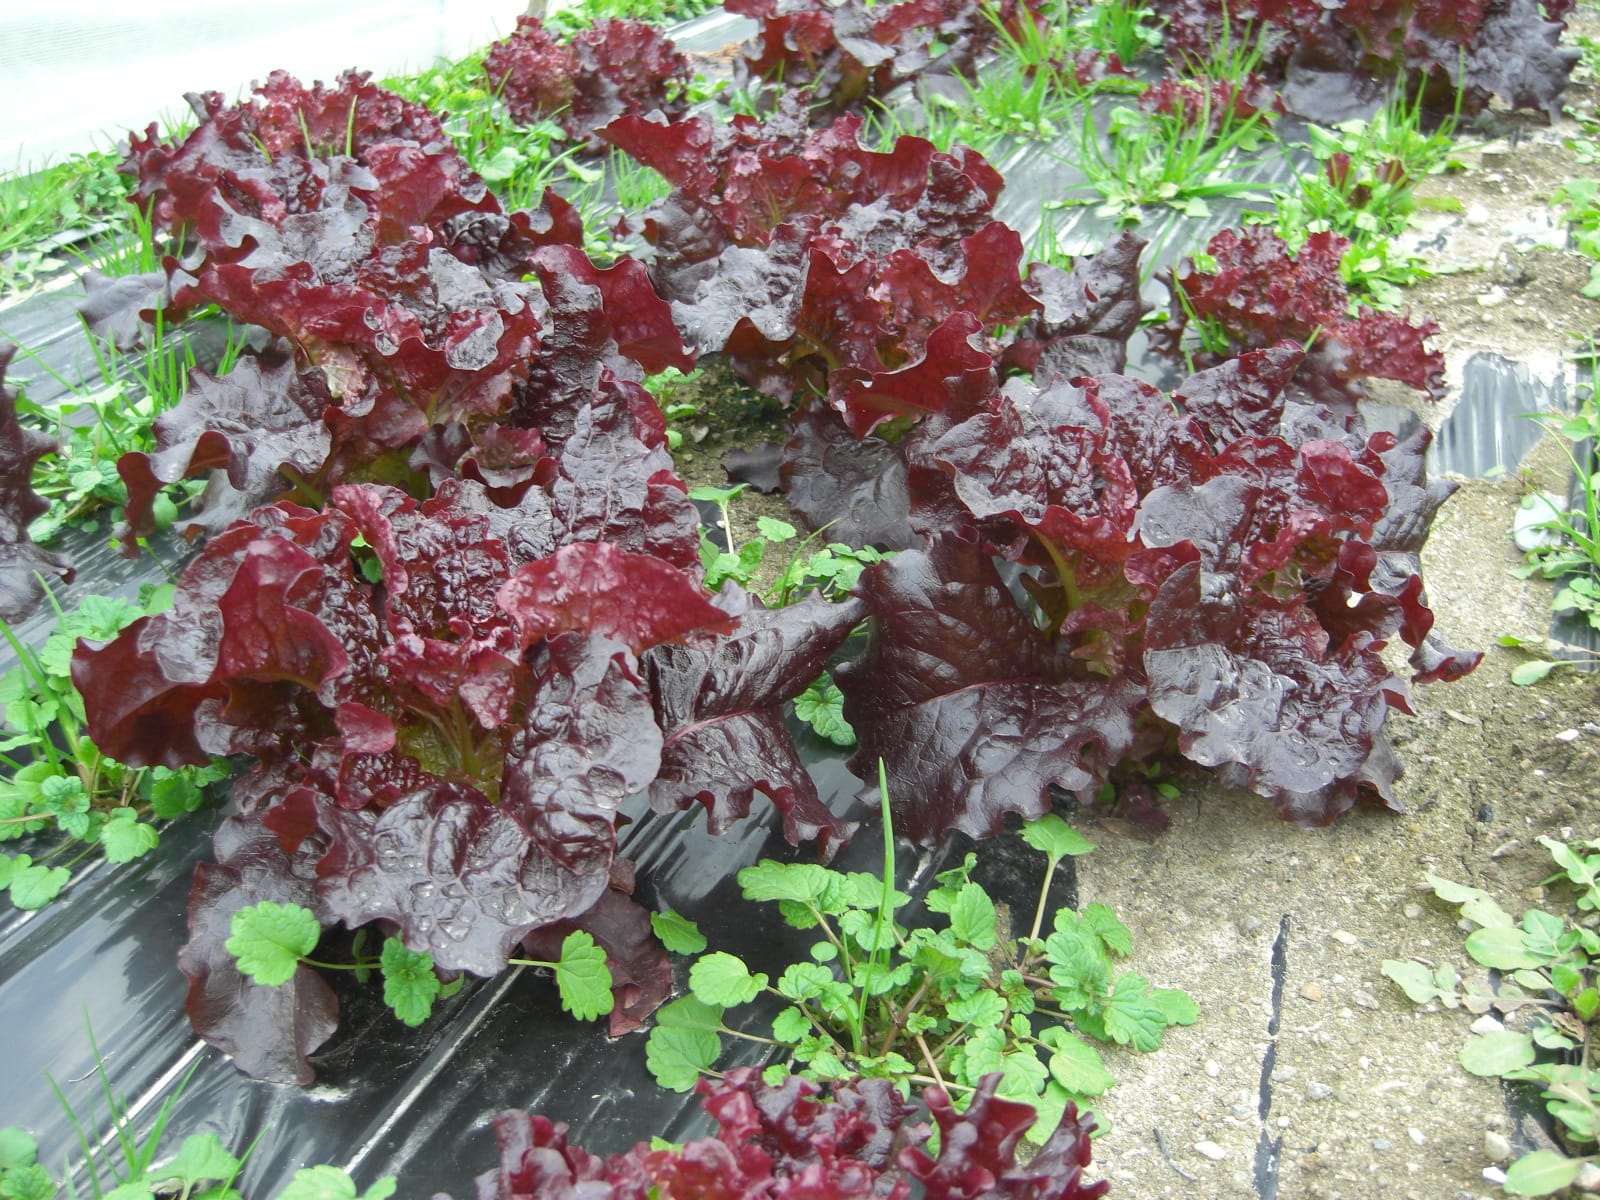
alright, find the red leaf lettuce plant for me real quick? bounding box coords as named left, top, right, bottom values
left=602, top=101, right=1150, bottom=543
left=1153, top=0, right=1578, bottom=120
left=98, top=72, right=691, bottom=549
left=443, top=1069, right=1107, bottom=1200
left=73, top=477, right=865, bottom=1082
left=836, top=342, right=1480, bottom=840
left=483, top=17, right=691, bottom=146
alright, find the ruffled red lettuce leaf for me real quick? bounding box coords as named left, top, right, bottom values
left=517, top=884, right=670, bottom=1036
left=178, top=815, right=339, bottom=1085
left=484, top=17, right=689, bottom=144
left=727, top=0, right=1004, bottom=111
left=499, top=543, right=736, bottom=654
left=446, top=1070, right=1105, bottom=1200
left=1142, top=560, right=1402, bottom=824
left=0, top=345, right=72, bottom=622
left=118, top=349, right=334, bottom=547
left=837, top=532, right=1146, bottom=846
left=1158, top=0, right=1576, bottom=118
left=779, top=405, right=917, bottom=548
left=643, top=587, right=865, bottom=856
left=905, top=1077, right=1107, bottom=1200
left=999, top=232, right=1149, bottom=382
left=1162, top=226, right=1445, bottom=400
left=539, top=375, right=703, bottom=570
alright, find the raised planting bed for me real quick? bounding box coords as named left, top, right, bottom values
left=2, top=2, right=1600, bottom=1198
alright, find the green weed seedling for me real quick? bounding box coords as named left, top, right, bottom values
left=1502, top=384, right=1600, bottom=684
left=4, top=312, right=241, bottom=544
left=686, top=484, right=880, bottom=746
left=1254, top=83, right=1462, bottom=306
left=0, top=588, right=229, bottom=911
left=1061, top=85, right=1274, bottom=225
left=225, top=902, right=612, bottom=1027
left=1557, top=178, right=1600, bottom=300
left=2, top=1021, right=395, bottom=1200
left=647, top=774, right=1198, bottom=1142
left=0, top=152, right=127, bottom=298
left=1383, top=836, right=1600, bottom=1196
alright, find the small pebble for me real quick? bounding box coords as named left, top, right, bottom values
left=1278, top=1116, right=1290, bottom=1128
left=1409, top=1128, right=1426, bottom=1147
left=1300, top=981, right=1323, bottom=1001
left=1403, top=903, right=1422, bottom=919
left=1484, top=1130, right=1511, bottom=1162
left=1557, top=728, right=1581, bottom=743
left=1353, top=989, right=1381, bottom=1011
left=1205, top=1059, right=1221, bottom=1078
left=1373, top=1138, right=1392, bottom=1152
left=1307, top=1082, right=1334, bottom=1101
left=1470, top=1015, right=1505, bottom=1035
left=1273, top=1065, right=1299, bottom=1083
left=1577, top=1162, right=1600, bottom=1191
left=1484, top=1167, right=1508, bottom=1185
left=1194, top=1141, right=1226, bottom=1162
left=1332, top=930, right=1357, bottom=947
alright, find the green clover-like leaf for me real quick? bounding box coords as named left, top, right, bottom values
left=1041, top=1029, right=1116, bottom=1095
left=275, top=1165, right=397, bottom=1200
left=650, top=908, right=707, bottom=955
left=654, top=995, right=724, bottom=1033
left=380, top=938, right=441, bottom=1027
left=771, top=1007, right=811, bottom=1043
left=1102, top=973, right=1168, bottom=1051
left=1, top=1163, right=56, bottom=1200
left=161, top=1134, right=240, bottom=1189
left=226, top=901, right=321, bottom=986
left=555, top=931, right=613, bottom=1021
left=794, top=678, right=854, bottom=747
left=949, top=882, right=997, bottom=951
left=646, top=1026, right=720, bottom=1092
left=1019, top=815, right=1095, bottom=864
left=947, top=990, right=1005, bottom=1027
left=0, top=1128, right=38, bottom=1171
left=99, top=809, right=160, bottom=864
left=689, top=951, right=767, bottom=1006
left=1080, top=903, right=1133, bottom=957
left=3, top=856, right=71, bottom=910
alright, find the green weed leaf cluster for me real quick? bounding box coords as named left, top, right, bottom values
left=647, top=812, right=1196, bottom=1140
left=0, top=588, right=228, bottom=910
left=225, top=904, right=613, bottom=1029
left=1383, top=836, right=1600, bottom=1194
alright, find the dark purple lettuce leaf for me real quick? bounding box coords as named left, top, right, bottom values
left=643, top=587, right=865, bottom=857
left=118, top=349, right=334, bottom=547
left=441, top=1070, right=1105, bottom=1200
left=499, top=543, right=737, bottom=654
left=780, top=405, right=916, bottom=548
left=484, top=17, right=690, bottom=144
left=726, top=0, right=1019, bottom=112
left=540, top=376, right=704, bottom=571
left=1161, top=227, right=1446, bottom=401
left=1155, top=0, right=1576, bottom=118
left=178, top=815, right=339, bottom=1085
left=0, top=345, right=72, bottom=622
left=905, top=1077, right=1108, bottom=1200
left=1143, top=561, right=1401, bottom=824
left=837, top=532, right=1146, bottom=846
left=1000, top=232, right=1149, bottom=382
